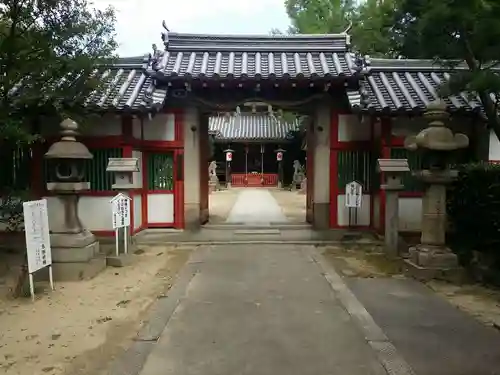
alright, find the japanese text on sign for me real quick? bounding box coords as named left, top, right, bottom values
left=345, top=181, right=362, bottom=208
left=111, top=193, right=131, bottom=229
left=23, top=199, right=52, bottom=273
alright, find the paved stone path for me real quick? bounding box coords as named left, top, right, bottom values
left=137, top=245, right=395, bottom=375
left=225, top=188, right=288, bottom=225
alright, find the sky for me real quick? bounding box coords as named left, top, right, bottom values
left=93, top=0, right=291, bottom=57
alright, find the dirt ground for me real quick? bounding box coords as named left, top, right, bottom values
left=0, top=245, right=192, bottom=375
left=208, top=188, right=240, bottom=224
left=269, top=189, right=307, bottom=223
left=321, top=245, right=500, bottom=330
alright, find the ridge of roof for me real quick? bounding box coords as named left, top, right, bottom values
left=163, top=30, right=349, bottom=52
left=366, top=58, right=468, bottom=71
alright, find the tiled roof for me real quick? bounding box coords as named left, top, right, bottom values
left=209, top=113, right=300, bottom=141
left=85, top=57, right=167, bottom=111
left=147, top=32, right=362, bottom=80
left=348, top=59, right=483, bottom=113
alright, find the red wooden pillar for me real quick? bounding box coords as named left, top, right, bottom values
left=174, top=109, right=185, bottom=229
left=329, top=109, right=340, bottom=228
left=379, top=117, right=392, bottom=234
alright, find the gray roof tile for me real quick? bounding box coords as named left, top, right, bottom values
left=349, top=59, right=483, bottom=113
left=86, top=57, right=167, bottom=111
left=149, top=32, right=360, bottom=79
left=209, top=113, right=300, bottom=141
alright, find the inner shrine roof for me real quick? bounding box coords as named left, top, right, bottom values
left=146, top=32, right=362, bottom=80
left=209, top=113, right=300, bottom=141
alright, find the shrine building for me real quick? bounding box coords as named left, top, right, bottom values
left=2, top=27, right=497, bottom=236
left=208, top=110, right=303, bottom=187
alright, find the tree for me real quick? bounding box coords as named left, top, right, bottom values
left=392, top=0, right=500, bottom=142
left=0, top=0, right=118, bottom=143
left=281, top=0, right=399, bottom=57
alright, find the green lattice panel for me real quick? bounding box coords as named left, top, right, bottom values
left=0, top=145, right=32, bottom=190
left=147, top=152, right=174, bottom=190
left=337, top=150, right=376, bottom=193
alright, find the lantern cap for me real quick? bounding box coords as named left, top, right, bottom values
left=275, top=147, right=286, bottom=153
left=224, top=148, right=234, bottom=153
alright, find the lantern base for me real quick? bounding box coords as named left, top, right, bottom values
left=403, top=244, right=464, bottom=283
left=49, top=231, right=105, bottom=281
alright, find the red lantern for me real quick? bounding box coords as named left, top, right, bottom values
left=226, top=152, right=232, bottom=161
left=276, top=152, right=283, bottom=161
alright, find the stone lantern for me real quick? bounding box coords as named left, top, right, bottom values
left=404, top=100, right=469, bottom=280
left=44, top=119, right=105, bottom=281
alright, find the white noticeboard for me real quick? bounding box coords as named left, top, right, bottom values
left=111, top=193, right=131, bottom=229
left=226, top=152, right=232, bottom=162
left=23, top=199, right=54, bottom=301
left=345, top=181, right=362, bottom=208
left=110, top=193, right=132, bottom=256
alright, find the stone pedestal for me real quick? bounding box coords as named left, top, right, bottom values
left=299, top=178, right=307, bottom=194
left=404, top=175, right=461, bottom=281
left=50, top=228, right=105, bottom=281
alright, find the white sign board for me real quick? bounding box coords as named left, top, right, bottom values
left=345, top=181, right=362, bottom=208
left=23, top=199, right=52, bottom=273
left=277, top=152, right=283, bottom=161
left=111, top=193, right=131, bottom=229
left=226, top=152, right=232, bottom=162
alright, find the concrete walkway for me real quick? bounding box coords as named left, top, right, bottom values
left=225, top=189, right=288, bottom=225
left=135, top=245, right=405, bottom=375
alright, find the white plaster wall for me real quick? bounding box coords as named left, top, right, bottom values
left=147, top=194, right=174, bottom=224
left=399, top=197, right=422, bottom=231
left=488, top=130, right=500, bottom=160
left=391, top=117, right=472, bottom=138
left=45, top=196, right=113, bottom=232
left=132, top=150, right=143, bottom=188
left=337, top=195, right=371, bottom=226
left=184, top=106, right=200, bottom=211
left=80, top=114, right=122, bottom=136
left=133, top=113, right=175, bottom=141
left=338, top=114, right=371, bottom=142
left=134, top=194, right=142, bottom=229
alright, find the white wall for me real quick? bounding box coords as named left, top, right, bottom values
left=45, top=196, right=113, bottom=232
left=132, top=150, right=143, bottom=188
left=147, top=194, right=174, bottom=224
left=399, top=197, right=422, bottom=232
left=133, top=113, right=175, bottom=141
left=338, top=114, right=371, bottom=142
left=133, top=194, right=142, bottom=230
left=337, top=195, right=371, bottom=226
left=391, top=117, right=473, bottom=138
left=489, top=130, right=500, bottom=161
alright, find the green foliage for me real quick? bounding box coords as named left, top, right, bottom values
left=0, top=0, right=118, bottom=144
left=447, top=163, right=500, bottom=285
left=281, top=0, right=401, bottom=57
left=279, top=0, right=500, bottom=142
